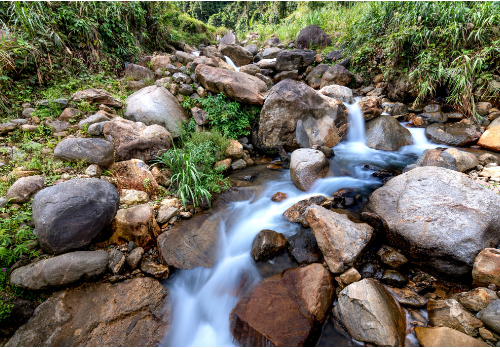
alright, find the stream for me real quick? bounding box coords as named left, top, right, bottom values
left=161, top=99, right=441, bottom=346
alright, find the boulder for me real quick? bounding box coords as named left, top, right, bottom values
left=319, top=64, right=353, bottom=88
left=44, top=119, right=71, bottom=133
left=367, top=166, right=500, bottom=277
left=120, top=189, right=148, bottom=205
left=6, top=175, right=45, bottom=203
left=150, top=55, right=171, bottom=71
left=220, top=44, right=253, bottom=66
left=201, top=45, right=224, bottom=60
left=333, top=278, right=406, bottom=346
left=415, top=327, right=489, bottom=347
left=71, top=88, right=123, bottom=108
left=33, top=178, right=120, bottom=254
left=103, top=117, right=171, bottom=162
left=319, top=84, right=354, bottom=104
left=425, top=123, right=481, bottom=146
left=477, top=299, right=500, bottom=335
left=5, top=277, right=168, bottom=347
left=324, top=50, right=342, bottom=62
left=124, top=63, right=154, bottom=81
left=365, top=115, right=413, bottom=151
left=420, top=104, right=448, bottom=125
left=443, top=148, right=478, bottom=172
left=54, top=138, right=114, bottom=167
left=10, top=251, right=109, bottom=290
left=472, top=248, right=500, bottom=287
left=428, top=299, right=484, bottom=336
left=244, top=44, right=258, bottom=56
left=239, top=64, right=260, bottom=76
left=124, top=85, right=188, bottom=137
left=156, top=205, right=179, bottom=225
left=195, top=64, right=268, bottom=105
left=283, top=195, right=333, bottom=227
left=230, top=263, right=334, bottom=347
left=290, top=149, right=329, bottom=191
left=478, top=126, right=500, bottom=152
left=110, top=159, right=159, bottom=194
left=250, top=229, right=287, bottom=262
left=262, top=47, right=282, bottom=59
left=455, top=288, right=498, bottom=312
left=358, top=97, right=382, bottom=120
left=191, top=107, right=208, bottom=125
left=306, top=64, right=330, bottom=89
left=109, top=204, right=160, bottom=249
left=59, top=108, right=82, bottom=122
left=305, top=205, right=373, bottom=273
left=414, top=148, right=458, bottom=171
left=274, top=70, right=298, bottom=84
left=219, top=30, right=238, bottom=50
left=275, top=49, right=316, bottom=72
left=263, top=37, right=282, bottom=47
left=174, top=51, right=196, bottom=65
left=258, top=79, right=348, bottom=151
left=256, top=58, right=276, bottom=70
left=296, top=25, right=332, bottom=49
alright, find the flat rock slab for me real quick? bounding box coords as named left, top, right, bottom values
left=6, top=277, right=169, bottom=347
left=415, top=327, right=488, bottom=347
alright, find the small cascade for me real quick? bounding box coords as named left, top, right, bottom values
left=224, top=56, right=240, bottom=71
left=345, top=97, right=366, bottom=144
left=191, top=51, right=200, bottom=57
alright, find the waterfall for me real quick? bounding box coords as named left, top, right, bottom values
left=224, top=56, right=240, bottom=71
left=345, top=97, right=366, bottom=144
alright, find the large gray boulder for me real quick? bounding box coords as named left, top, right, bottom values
left=290, top=149, right=329, bottom=191
left=305, top=205, right=373, bottom=273
left=477, top=299, right=500, bottom=334
left=123, top=63, right=154, bottom=81
left=296, top=25, right=332, bottom=50
left=33, top=179, right=120, bottom=254
left=367, top=166, right=500, bottom=277
left=333, top=278, right=407, bottom=347
left=319, top=64, right=353, bottom=88
left=5, top=277, right=168, bottom=347
left=219, top=30, right=238, bottom=50
left=124, top=85, right=188, bottom=137
left=275, top=49, right=316, bottom=71
left=54, top=138, right=115, bottom=167
left=425, top=122, right=481, bottom=146
left=220, top=44, right=253, bottom=66
left=257, top=79, right=348, bottom=151
left=10, top=251, right=109, bottom=290
left=319, top=84, right=354, bottom=104
left=195, top=64, right=268, bottom=105
left=365, top=115, right=413, bottom=151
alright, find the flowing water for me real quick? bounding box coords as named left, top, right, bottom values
left=162, top=99, right=439, bottom=347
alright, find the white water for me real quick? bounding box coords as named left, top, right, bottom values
left=162, top=99, right=437, bottom=347
left=224, top=56, right=240, bottom=71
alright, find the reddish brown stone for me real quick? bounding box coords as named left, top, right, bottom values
left=271, top=192, right=288, bottom=202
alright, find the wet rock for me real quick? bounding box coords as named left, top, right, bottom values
left=339, top=267, right=361, bottom=285
left=140, top=258, right=169, bottom=280
left=387, top=286, right=427, bottom=308
left=71, top=88, right=123, bottom=108
left=10, top=251, right=109, bottom=290
left=120, top=189, right=149, bottom=206
left=477, top=299, right=500, bottom=335
left=283, top=195, right=333, bottom=227
left=377, top=245, right=408, bottom=269
left=455, top=288, right=498, bottom=312
left=221, top=44, right=253, bottom=66
left=358, top=97, right=382, bottom=120
left=444, top=148, right=479, bottom=172
left=473, top=248, right=500, bottom=287
left=109, top=249, right=126, bottom=275
left=251, top=229, right=287, bottom=262
left=428, top=299, right=484, bottom=336
left=5, top=277, right=169, bottom=347
left=287, top=229, right=322, bottom=265
left=415, top=327, right=489, bottom=347
left=367, top=166, right=500, bottom=277
left=478, top=126, right=500, bottom=152
left=359, top=262, right=377, bottom=278
left=420, top=104, right=448, bottom=125
left=6, top=175, right=45, bottom=203
left=381, top=269, right=409, bottom=287
left=103, top=117, right=171, bottom=162
left=305, top=205, right=373, bottom=273
left=275, top=49, right=316, bottom=72
left=425, top=123, right=481, bottom=146
left=33, top=179, right=119, bottom=254
left=319, top=64, right=353, bottom=88
left=109, top=204, right=160, bottom=249
left=296, top=25, right=331, bottom=49
left=319, top=84, right=354, bottom=104
left=306, top=64, right=330, bottom=89
left=365, top=115, right=413, bottom=151
left=333, top=278, right=406, bottom=346
left=230, top=263, right=334, bottom=347
left=290, top=149, right=329, bottom=191
left=124, top=85, right=187, bottom=137
left=126, top=246, right=144, bottom=270
left=195, top=64, right=267, bottom=105
left=258, top=79, right=348, bottom=151
left=54, top=138, right=114, bottom=167
left=271, top=191, right=288, bottom=202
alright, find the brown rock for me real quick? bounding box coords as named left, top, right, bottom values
left=478, top=126, right=500, bottom=152
left=415, top=327, right=489, bottom=347
left=59, top=108, right=82, bottom=122
left=455, top=288, right=498, bottom=312
left=215, top=158, right=232, bottom=171
left=339, top=267, right=361, bottom=285
left=220, top=44, right=253, bottom=66
left=359, top=97, right=382, bottom=121
left=290, top=149, right=329, bottom=191
left=250, top=229, right=287, bottom=262
left=377, top=245, right=408, bottom=269
left=230, top=263, right=334, bottom=347
left=195, top=64, right=268, bottom=105
left=283, top=195, right=333, bottom=227
left=191, top=107, right=208, bottom=125
left=271, top=192, right=288, bottom=202
left=150, top=55, right=171, bottom=71
left=71, top=88, right=123, bottom=108
left=386, top=286, right=427, bottom=308
left=110, top=159, right=159, bottom=195
left=473, top=248, right=500, bottom=287
left=6, top=175, right=45, bottom=203
left=427, top=299, right=484, bottom=336
left=319, top=64, right=353, bottom=88
left=140, top=257, right=170, bottom=280
left=5, top=277, right=169, bottom=347
left=225, top=139, right=244, bottom=159
left=109, top=204, right=160, bottom=249
left=305, top=205, right=373, bottom=273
